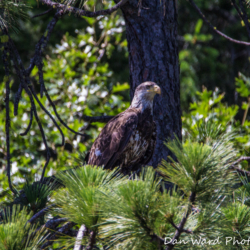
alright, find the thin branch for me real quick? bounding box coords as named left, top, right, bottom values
left=28, top=204, right=56, bottom=224
left=8, top=37, right=52, bottom=182
left=168, top=220, right=193, bottom=234
left=32, top=8, right=53, bottom=18
left=28, top=85, right=65, bottom=147
left=39, top=0, right=128, bottom=18
left=232, top=166, right=250, bottom=176
left=20, top=108, right=34, bottom=136
left=239, top=0, right=250, bottom=38
left=74, top=225, right=87, bottom=250
left=230, top=156, right=250, bottom=176
left=231, top=0, right=250, bottom=39
left=43, top=85, right=86, bottom=136
left=86, top=230, right=97, bottom=250
left=82, top=115, right=114, bottom=123
left=166, top=192, right=196, bottom=250
left=188, top=0, right=250, bottom=46
left=14, top=84, right=23, bottom=116
left=45, top=217, right=68, bottom=230
left=231, top=0, right=245, bottom=20
left=40, top=221, right=76, bottom=249
left=26, top=13, right=60, bottom=76
left=2, top=42, right=17, bottom=195
left=232, top=156, right=250, bottom=165
left=28, top=89, right=51, bottom=182
left=36, top=55, right=45, bottom=98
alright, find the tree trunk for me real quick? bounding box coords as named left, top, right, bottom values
left=120, top=0, right=181, bottom=166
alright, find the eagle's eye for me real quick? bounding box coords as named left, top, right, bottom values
left=146, top=85, right=151, bottom=90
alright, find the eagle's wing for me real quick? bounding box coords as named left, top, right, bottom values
left=88, top=111, right=138, bottom=169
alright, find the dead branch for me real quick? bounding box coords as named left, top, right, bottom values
left=28, top=204, right=56, bottom=224
left=32, top=8, right=53, bottom=18
left=2, top=40, right=17, bottom=195
left=188, top=0, right=250, bottom=46
left=40, top=221, right=76, bottom=249
left=168, top=219, right=193, bottom=234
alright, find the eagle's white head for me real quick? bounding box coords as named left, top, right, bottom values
left=130, top=81, right=161, bottom=112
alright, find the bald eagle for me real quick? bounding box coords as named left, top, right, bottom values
left=86, top=82, right=161, bottom=174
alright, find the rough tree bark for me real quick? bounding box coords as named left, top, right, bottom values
left=119, top=0, right=181, bottom=166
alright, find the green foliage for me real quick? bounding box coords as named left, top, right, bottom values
left=0, top=0, right=30, bottom=31
left=182, top=85, right=250, bottom=157
left=54, top=165, right=124, bottom=229
left=51, top=166, right=185, bottom=249
left=0, top=6, right=129, bottom=202
left=0, top=205, right=46, bottom=250
left=159, top=134, right=238, bottom=202
left=15, top=181, right=55, bottom=214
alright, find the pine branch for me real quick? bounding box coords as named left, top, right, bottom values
left=85, top=230, right=96, bottom=250
left=38, top=0, right=128, bottom=18
left=28, top=204, right=56, bottom=224
left=40, top=221, right=76, bottom=249
left=45, top=217, right=68, bottom=230
left=188, top=0, right=250, bottom=46
left=168, top=220, right=193, bottom=234
left=165, top=192, right=196, bottom=250
left=74, top=225, right=87, bottom=250
left=32, top=8, right=53, bottom=18
left=230, top=156, right=250, bottom=175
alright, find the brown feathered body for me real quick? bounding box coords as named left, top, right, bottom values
left=86, top=82, right=160, bottom=174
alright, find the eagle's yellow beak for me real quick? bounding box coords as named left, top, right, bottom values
left=153, top=85, right=161, bottom=95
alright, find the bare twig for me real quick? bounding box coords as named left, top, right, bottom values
left=14, top=84, right=23, bottom=116
left=230, top=156, right=250, bottom=176
left=43, top=85, right=86, bottom=136
left=28, top=204, right=56, bottom=224
left=168, top=220, right=193, bottom=234
left=188, top=0, right=250, bottom=46
left=2, top=41, right=17, bottom=195
left=36, top=55, right=45, bottom=98
left=232, top=166, right=250, bottom=176
left=45, top=217, right=68, bottom=230
left=32, top=8, right=53, bottom=18
left=39, top=0, right=128, bottom=18
left=239, top=0, right=250, bottom=38
left=231, top=0, right=250, bottom=39
left=26, top=13, right=60, bottom=76
left=232, top=156, right=250, bottom=165
left=40, top=221, right=76, bottom=249
left=29, top=86, right=65, bottom=147
left=74, top=225, right=87, bottom=250
left=7, top=36, right=52, bottom=182
left=20, top=108, right=34, bottom=136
